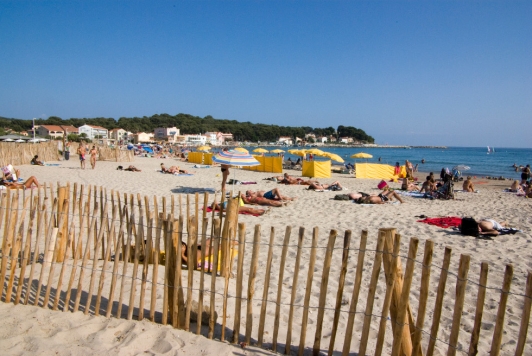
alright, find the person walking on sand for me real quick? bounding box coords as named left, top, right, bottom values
left=77, top=144, right=86, bottom=169
left=90, top=146, right=97, bottom=170
left=64, top=141, right=71, bottom=160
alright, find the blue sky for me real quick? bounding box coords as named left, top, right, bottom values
left=1, top=1, right=530, bottom=147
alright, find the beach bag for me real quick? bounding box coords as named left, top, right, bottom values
left=334, top=194, right=350, bottom=201
left=377, top=180, right=388, bottom=189
left=460, top=217, right=479, bottom=237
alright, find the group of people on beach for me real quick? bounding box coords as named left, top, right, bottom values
left=75, top=143, right=98, bottom=170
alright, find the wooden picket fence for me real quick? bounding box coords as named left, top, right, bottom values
left=1, top=183, right=531, bottom=355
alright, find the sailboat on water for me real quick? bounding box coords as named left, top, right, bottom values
left=487, top=146, right=495, bottom=154
left=487, top=146, right=491, bottom=154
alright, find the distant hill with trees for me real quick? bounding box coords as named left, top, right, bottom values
left=0, top=113, right=374, bottom=143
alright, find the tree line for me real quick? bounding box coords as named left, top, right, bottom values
left=0, top=113, right=374, bottom=143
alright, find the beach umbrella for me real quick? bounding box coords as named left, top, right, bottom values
left=326, top=153, right=345, bottom=163
left=14, top=139, right=25, bottom=143
left=2, top=139, right=14, bottom=142
left=196, top=145, right=211, bottom=151
left=288, top=149, right=306, bottom=157
left=351, top=152, right=373, bottom=159
left=270, top=149, right=285, bottom=154
left=453, top=165, right=470, bottom=171
left=212, top=149, right=260, bottom=194
left=305, top=148, right=324, bottom=155
left=234, top=147, right=248, bottom=153
left=253, top=148, right=269, bottom=153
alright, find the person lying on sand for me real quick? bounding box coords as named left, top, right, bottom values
left=401, top=178, right=420, bottom=191
left=0, top=176, right=40, bottom=189
left=161, top=163, right=194, bottom=174
left=211, top=201, right=267, bottom=216
left=340, top=190, right=404, bottom=204
left=478, top=219, right=509, bottom=236
left=124, top=165, right=141, bottom=172
left=240, top=192, right=287, bottom=207
left=279, top=173, right=317, bottom=185
left=245, top=188, right=296, bottom=201
left=308, top=181, right=344, bottom=191
left=463, top=176, right=475, bottom=192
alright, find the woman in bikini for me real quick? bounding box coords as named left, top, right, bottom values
left=0, top=176, right=41, bottom=189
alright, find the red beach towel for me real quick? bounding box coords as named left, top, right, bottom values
left=417, top=216, right=462, bottom=228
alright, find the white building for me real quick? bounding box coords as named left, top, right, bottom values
left=78, top=124, right=109, bottom=140
left=154, top=127, right=180, bottom=142
left=133, top=132, right=154, bottom=144
left=278, top=136, right=293, bottom=145
left=109, top=128, right=129, bottom=144
left=182, top=134, right=207, bottom=145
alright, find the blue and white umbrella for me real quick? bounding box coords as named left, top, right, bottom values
left=212, top=150, right=260, bottom=194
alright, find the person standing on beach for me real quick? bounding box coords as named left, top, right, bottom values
left=521, top=165, right=530, bottom=185
left=77, top=144, right=86, bottom=169
left=89, top=145, right=97, bottom=169
left=64, top=141, right=71, bottom=160
left=220, top=148, right=230, bottom=192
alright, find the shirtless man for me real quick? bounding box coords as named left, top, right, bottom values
left=89, top=146, right=97, bottom=169
left=211, top=201, right=266, bottom=216
left=77, top=144, right=86, bottom=169
left=419, top=176, right=436, bottom=193
left=240, top=192, right=286, bottom=207
left=247, top=188, right=295, bottom=201
left=346, top=190, right=404, bottom=204
left=462, top=176, right=475, bottom=192
left=308, top=181, right=343, bottom=191
left=281, top=173, right=317, bottom=185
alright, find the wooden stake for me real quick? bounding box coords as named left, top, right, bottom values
left=95, top=205, right=118, bottom=316
left=258, top=227, right=276, bottom=347
left=272, top=226, right=292, bottom=353
left=359, top=232, right=386, bottom=356
left=468, top=262, right=489, bottom=356
left=232, top=222, right=247, bottom=343
left=106, top=206, right=126, bottom=318
left=208, top=218, right=221, bottom=339
left=327, top=230, right=352, bottom=355
left=298, top=227, right=319, bottom=356
left=412, top=240, right=434, bottom=356
left=342, top=230, right=368, bottom=356
left=285, top=227, right=305, bottom=355
left=489, top=264, right=513, bottom=356
left=515, top=270, right=532, bottom=356
left=446, top=254, right=471, bottom=356
left=375, top=233, right=402, bottom=356
left=196, top=217, right=209, bottom=335
left=426, top=247, right=453, bottom=356
left=245, top=224, right=261, bottom=345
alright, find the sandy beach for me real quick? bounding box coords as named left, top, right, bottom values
left=1, top=156, right=531, bottom=355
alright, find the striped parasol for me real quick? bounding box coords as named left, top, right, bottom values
left=213, top=150, right=260, bottom=194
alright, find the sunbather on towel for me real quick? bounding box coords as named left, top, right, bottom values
left=211, top=201, right=266, bottom=216
left=246, top=188, right=295, bottom=201
left=124, top=165, right=141, bottom=172
left=347, top=190, right=404, bottom=204
left=401, top=178, right=420, bottom=191
left=308, top=181, right=343, bottom=191
left=279, top=173, right=317, bottom=185
left=0, top=176, right=40, bottom=189
left=419, top=176, right=437, bottom=193
left=240, top=192, right=287, bottom=207
left=478, top=219, right=509, bottom=236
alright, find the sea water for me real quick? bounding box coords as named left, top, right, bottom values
left=257, top=146, right=531, bottom=180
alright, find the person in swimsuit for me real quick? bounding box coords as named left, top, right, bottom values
left=211, top=201, right=266, bottom=216
left=478, top=219, right=508, bottom=235
left=240, top=192, right=286, bottom=207
left=77, top=144, right=86, bottom=169
left=31, top=155, right=44, bottom=166
left=247, top=188, right=295, bottom=201
left=521, top=165, right=531, bottom=185
left=308, top=181, right=344, bottom=191
left=346, top=190, right=404, bottom=204
left=221, top=164, right=230, bottom=192
left=401, top=178, right=419, bottom=191
left=0, top=176, right=41, bottom=189
left=462, top=176, right=475, bottom=192
left=89, top=146, right=97, bottom=169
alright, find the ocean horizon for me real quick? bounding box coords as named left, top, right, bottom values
left=245, top=145, right=530, bottom=180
